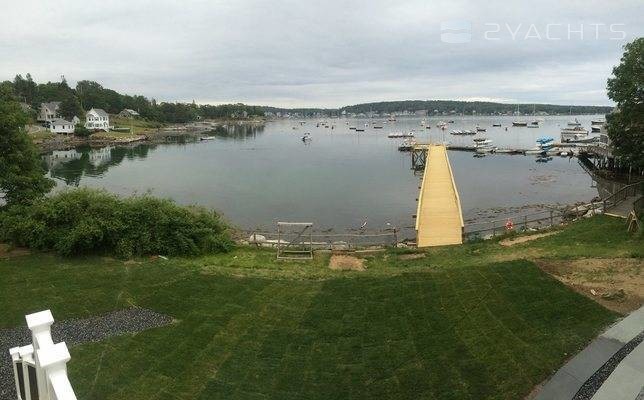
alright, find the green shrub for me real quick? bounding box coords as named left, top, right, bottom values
left=74, top=125, right=91, bottom=137
left=0, top=188, right=233, bottom=257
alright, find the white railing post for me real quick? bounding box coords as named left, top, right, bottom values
left=26, top=310, right=55, bottom=400
left=37, top=342, right=77, bottom=400
left=8, top=310, right=78, bottom=400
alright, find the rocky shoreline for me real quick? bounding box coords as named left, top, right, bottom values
left=33, top=118, right=267, bottom=153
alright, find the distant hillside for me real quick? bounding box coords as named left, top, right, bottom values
left=339, top=100, right=613, bottom=116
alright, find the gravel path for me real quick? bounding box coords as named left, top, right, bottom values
left=572, top=330, right=644, bottom=400
left=0, top=308, right=173, bottom=400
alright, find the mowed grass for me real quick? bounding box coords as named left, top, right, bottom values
left=1, top=216, right=640, bottom=399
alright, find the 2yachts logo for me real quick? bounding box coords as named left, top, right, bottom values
left=440, top=21, right=627, bottom=43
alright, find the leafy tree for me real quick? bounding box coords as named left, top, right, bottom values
left=0, top=99, right=54, bottom=206
left=59, top=93, right=83, bottom=120
left=606, top=37, right=644, bottom=169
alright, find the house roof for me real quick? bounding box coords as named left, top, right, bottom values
left=50, top=118, right=72, bottom=125
left=41, top=101, right=61, bottom=111
left=89, top=108, right=109, bottom=117
left=121, top=108, right=140, bottom=115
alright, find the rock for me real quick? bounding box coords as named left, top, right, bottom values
left=248, top=234, right=266, bottom=243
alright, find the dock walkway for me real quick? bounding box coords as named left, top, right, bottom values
left=415, top=144, right=464, bottom=247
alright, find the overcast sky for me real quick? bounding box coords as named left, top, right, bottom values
left=2, top=0, right=642, bottom=108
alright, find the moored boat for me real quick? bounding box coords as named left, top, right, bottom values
left=388, top=131, right=414, bottom=138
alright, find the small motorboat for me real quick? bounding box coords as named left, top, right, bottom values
left=200, top=136, right=216, bottom=141
left=492, top=123, right=502, bottom=127
left=561, top=126, right=589, bottom=142
left=474, top=137, right=494, bottom=154
left=301, top=133, right=312, bottom=142
left=349, top=126, right=357, bottom=130
left=388, top=131, right=414, bottom=138
left=512, top=121, right=528, bottom=127
left=591, top=126, right=601, bottom=133
left=355, top=128, right=365, bottom=132
left=398, top=138, right=416, bottom=151
left=591, top=119, right=605, bottom=125
left=476, top=126, right=486, bottom=132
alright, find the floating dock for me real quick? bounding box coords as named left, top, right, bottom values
left=414, top=144, right=464, bottom=247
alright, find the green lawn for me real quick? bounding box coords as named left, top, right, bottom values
left=1, top=216, right=640, bottom=399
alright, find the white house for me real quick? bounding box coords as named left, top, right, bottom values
left=38, top=102, right=61, bottom=123
left=118, top=108, right=140, bottom=118
left=85, top=108, right=110, bottom=132
left=49, top=118, right=75, bottom=134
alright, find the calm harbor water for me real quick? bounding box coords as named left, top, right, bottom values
left=45, top=115, right=604, bottom=236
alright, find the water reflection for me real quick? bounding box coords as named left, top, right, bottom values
left=46, top=145, right=155, bottom=186
left=210, top=123, right=265, bottom=141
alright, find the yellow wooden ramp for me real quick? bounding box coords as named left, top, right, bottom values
left=415, top=145, right=464, bottom=247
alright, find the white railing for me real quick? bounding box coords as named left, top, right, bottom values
left=8, top=310, right=77, bottom=400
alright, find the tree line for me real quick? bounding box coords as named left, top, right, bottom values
left=1, top=74, right=265, bottom=123
left=340, top=100, right=613, bottom=116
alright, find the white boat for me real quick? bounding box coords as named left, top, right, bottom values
left=591, top=119, right=605, bottom=125
left=474, top=137, right=494, bottom=153
left=561, top=126, right=589, bottom=142
left=200, top=136, right=216, bottom=141
left=567, top=118, right=582, bottom=127
left=398, top=138, right=416, bottom=151
left=437, top=121, right=447, bottom=128
left=512, top=104, right=528, bottom=126
left=388, top=131, right=414, bottom=138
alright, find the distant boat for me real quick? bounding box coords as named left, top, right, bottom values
left=561, top=125, right=589, bottom=142
left=473, top=137, right=494, bottom=154
left=200, top=136, right=216, bottom=141
left=591, top=126, right=601, bottom=133
left=512, top=104, right=528, bottom=126
left=373, top=125, right=383, bottom=129
left=476, top=126, right=486, bottom=132
left=398, top=138, right=416, bottom=151
left=492, top=123, right=502, bottom=127
left=530, top=120, right=539, bottom=126
left=567, top=118, right=582, bottom=127
left=349, top=126, right=356, bottom=130
left=591, top=119, right=605, bottom=125
left=388, top=131, right=414, bottom=138
left=302, top=133, right=312, bottom=142
left=437, top=121, right=447, bottom=128
left=355, top=128, right=365, bottom=132
left=450, top=129, right=476, bottom=135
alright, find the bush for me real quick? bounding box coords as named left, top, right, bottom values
left=74, top=125, right=91, bottom=137
left=0, top=188, right=233, bottom=257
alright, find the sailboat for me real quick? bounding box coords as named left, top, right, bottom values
left=512, top=104, right=528, bottom=126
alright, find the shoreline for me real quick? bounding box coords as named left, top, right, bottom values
left=32, top=118, right=267, bottom=153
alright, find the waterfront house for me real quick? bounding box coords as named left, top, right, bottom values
left=49, top=118, right=75, bottom=134
left=85, top=108, right=110, bottom=131
left=118, top=108, right=140, bottom=118
left=71, top=116, right=81, bottom=125
left=37, top=101, right=61, bottom=123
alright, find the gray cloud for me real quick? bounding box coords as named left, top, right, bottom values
left=1, top=0, right=642, bottom=107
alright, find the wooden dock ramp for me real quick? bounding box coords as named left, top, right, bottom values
left=415, top=144, right=464, bottom=247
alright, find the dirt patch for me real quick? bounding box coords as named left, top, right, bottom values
left=499, top=231, right=560, bottom=247
left=0, top=243, right=30, bottom=259
left=329, top=255, right=366, bottom=271
left=537, top=258, right=643, bottom=314
left=398, top=253, right=426, bottom=260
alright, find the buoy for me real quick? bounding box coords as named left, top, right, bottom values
left=505, top=219, right=514, bottom=230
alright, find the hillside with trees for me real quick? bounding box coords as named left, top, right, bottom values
left=339, top=100, right=613, bottom=116
left=3, top=74, right=265, bottom=123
